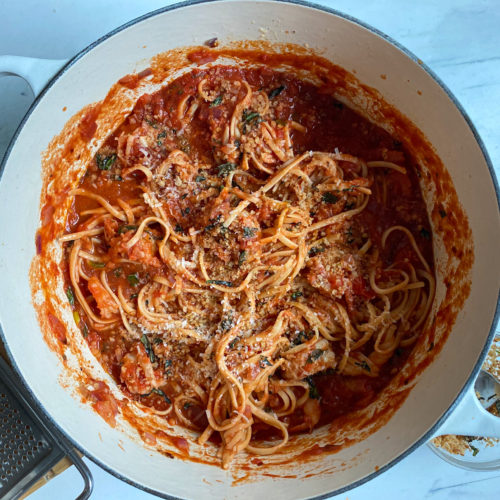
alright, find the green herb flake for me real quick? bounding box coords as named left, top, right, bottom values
left=164, top=359, right=172, bottom=368
left=308, top=246, right=325, bottom=258
left=151, top=388, right=171, bottom=404
left=140, top=334, right=155, bottom=363
left=275, top=119, right=287, bottom=127
left=145, top=118, right=159, bottom=129
left=322, top=191, right=339, bottom=204
left=306, top=377, right=320, bottom=399
left=183, top=402, right=192, bottom=409
left=210, top=95, right=223, bottom=107
left=470, top=445, right=480, bottom=456
left=81, top=323, right=89, bottom=338
left=291, top=291, right=303, bottom=301
left=181, top=207, right=191, bottom=217
left=306, top=349, right=323, bottom=364
left=66, top=287, right=75, bottom=306
left=238, top=250, right=247, bottom=266
left=242, top=110, right=261, bottom=124
left=113, top=267, right=122, bottom=277
left=220, top=314, right=233, bottom=331
left=355, top=360, right=371, bottom=372
left=217, top=162, right=237, bottom=177
left=96, top=153, right=117, bottom=171
left=243, top=227, right=257, bottom=238
left=89, top=261, right=106, bottom=269
left=207, top=279, right=234, bottom=287
left=229, top=336, right=240, bottom=349
left=118, top=224, right=138, bottom=234
left=127, top=273, right=140, bottom=286
left=174, top=224, right=184, bottom=234
left=195, top=174, right=206, bottom=182
left=268, top=85, right=285, bottom=99
left=114, top=175, right=123, bottom=181
left=420, top=228, right=431, bottom=240
left=259, top=356, right=272, bottom=369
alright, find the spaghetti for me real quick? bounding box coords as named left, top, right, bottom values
left=61, top=65, right=435, bottom=468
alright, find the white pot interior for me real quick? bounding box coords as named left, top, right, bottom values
left=0, top=1, right=499, bottom=498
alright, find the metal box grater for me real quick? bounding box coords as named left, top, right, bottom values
left=0, top=355, right=92, bottom=499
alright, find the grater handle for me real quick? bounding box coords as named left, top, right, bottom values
left=59, top=446, right=93, bottom=499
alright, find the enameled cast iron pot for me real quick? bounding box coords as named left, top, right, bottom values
left=0, top=1, right=499, bottom=498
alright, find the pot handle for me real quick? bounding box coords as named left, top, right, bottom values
left=0, top=55, right=68, bottom=97
left=430, top=372, right=500, bottom=439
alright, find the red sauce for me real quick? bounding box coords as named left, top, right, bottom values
left=63, top=65, right=433, bottom=441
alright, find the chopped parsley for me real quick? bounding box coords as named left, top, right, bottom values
left=346, top=227, right=354, bottom=245
left=242, top=110, right=261, bottom=124
left=96, top=153, right=117, bottom=171
left=291, top=291, right=303, bottom=300
left=306, top=349, right=323, bottom=364
left=140, top=334, right=155, bottom=363
left=66, top=287, right=75, bottom=306
left=150, top=388, right=171, bottom=404
left=238, top=250, right=247, bottom=266
left=195, top=174, right=206, bottom=182
left=355, top=360, right=371, bottom=372
left=157, top=130, right=166, bottom=146
left=184, top=402, right=192, bottom=409
left=306, top=377, right=320, bottom=399
left=217, top=162, right=237, bottom=177
left=243, top=227, right=257, bottom=238
left=268, top=85, right=285, bottom=99
left=470, top=445, right=480, bottom=456
left=89, top=261, right=106, bottom=269
left=127, top=273, right=140, bottom=286
left=164, top=359, right=172, bottom=368
left=81, top=323, right=88, bottom=338
left=259, top=356, right=272, bottom=369
left=145, top=118, right=158, bottom=129
left=220, top=314, right=233, bottom=331
left=229, top=336, right=240, bottom=349
left=207, top=279, right=234, bottom=287
left=174, top=224, right=184, bottom=234
left=322, top=191, right=339, bottom=204
left=181, top=207, right=191, bottom=216
left=420, top=228, right=431, bottom=240
left=292, top=330, right=312, bottom=346
left=118, top=224, right=138, bottom=234
left=113, top=267, right=122, bottom=277
left=308, top=246, right=325, bottom=258
left=204, top=215, right=222, bottom=232
left=210, top=95, right=223, bottom=107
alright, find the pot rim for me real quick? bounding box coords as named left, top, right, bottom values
left=0, top=1, right=499, bottom=498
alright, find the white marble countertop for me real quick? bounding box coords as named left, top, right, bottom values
left=1, top=0, right=499, bottom=498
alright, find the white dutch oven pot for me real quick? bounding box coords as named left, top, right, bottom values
left=0, top=1, right=499, bottom=498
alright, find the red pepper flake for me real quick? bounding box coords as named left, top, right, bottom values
left=137, top=67, right=153, bottom=79
left=35, top=231, right=42, bottom=255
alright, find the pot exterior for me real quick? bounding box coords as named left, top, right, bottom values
left=0, top=1, right=498, bottom=498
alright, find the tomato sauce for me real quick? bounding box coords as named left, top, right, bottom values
left=65, top=64, right=433, bottom=435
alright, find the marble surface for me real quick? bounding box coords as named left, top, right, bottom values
left=1, top=0, right=499, bottom=498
